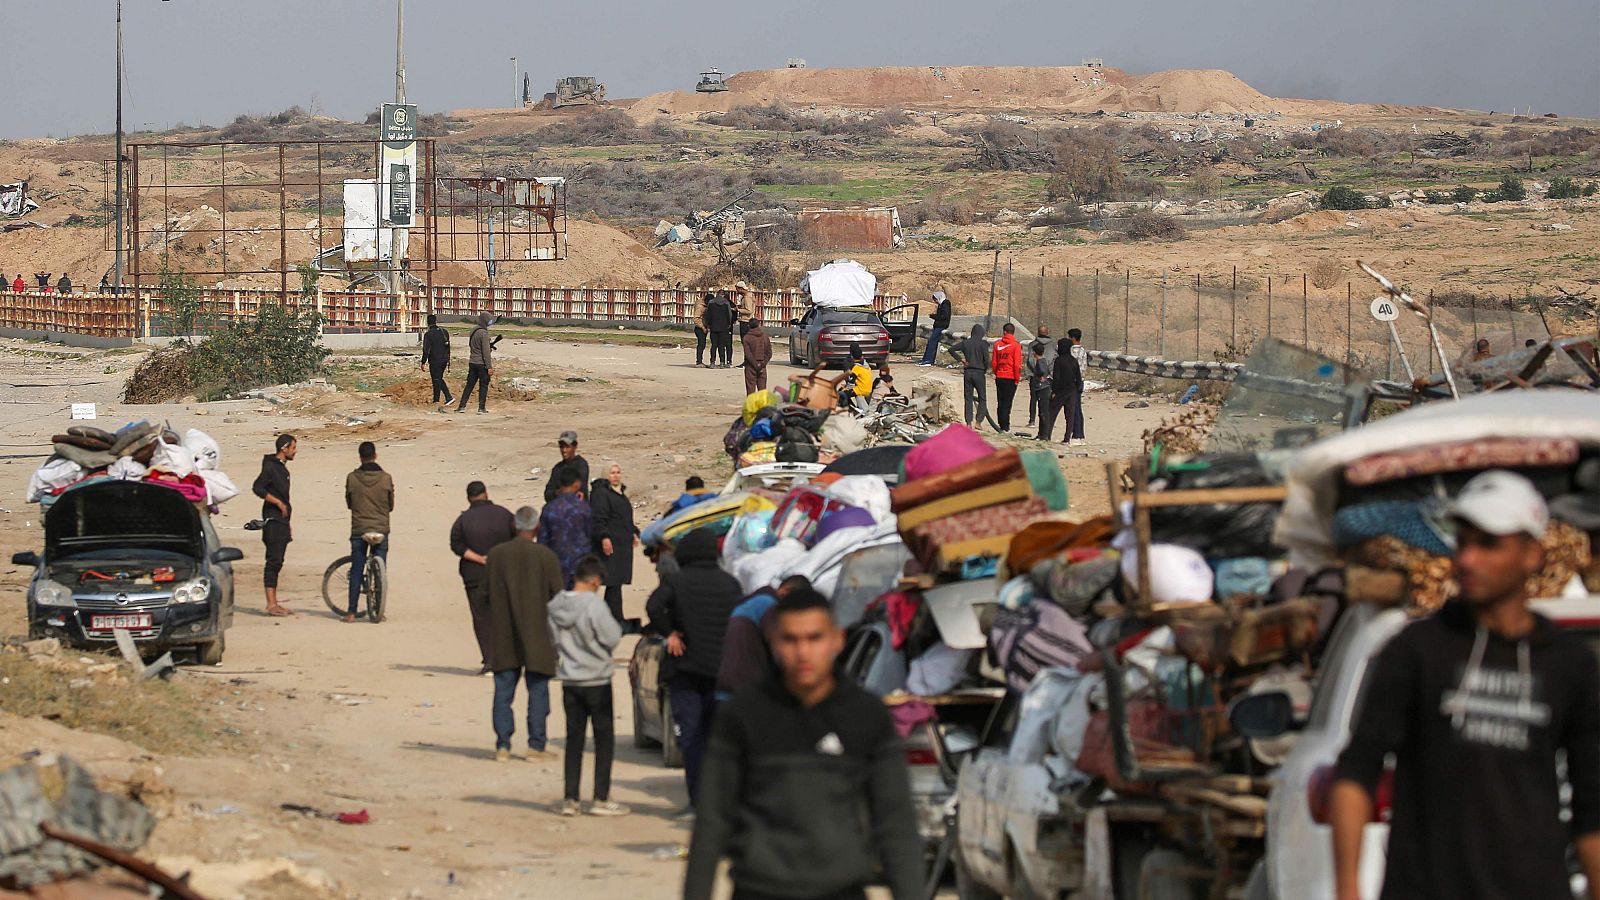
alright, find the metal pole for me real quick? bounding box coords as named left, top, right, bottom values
left=1036, top=264, right=1045, bottom=333
left=984, top=250, right=999, bottom=331
left=1509, top=295, right=1518, bottom=346
left=1302, top=273, right=1309, bottom=348
left=1345, top=282, right=1353, bottom=368
left=1093, top=269, right=1100, bottom=350
left=1122, top=271, right=1130, bottom=353
left=1158, top=270, right=1167, bottom=358
left=1389, top=320, right=1416, bottom=382
left=1266, top=278, right=1273, bottom=341
left=1194, top=273, right=1201, bottom=361
left=1470, top=292, right=1479, bottom=343
left=1426, top=291, right=1436, bottom=375
left=1005, top=256, right=1013, bottom=325
left=278, top=144, right=287, bottom=304
left=1230, top=266, right=1237, bottom=348
left=395, top=0, right=406, bottom=102
left=511, top=57, right=519, bottom=108
left=113, top=0, right=124, bottom=292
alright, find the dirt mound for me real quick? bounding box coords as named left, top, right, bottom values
left=629, top=65, right=1279, bottom=118
left=380, top=375, right=536, bottom=408
left=439, top=218, right=693, bottom=288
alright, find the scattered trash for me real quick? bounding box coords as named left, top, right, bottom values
left=650, top=845, right=689, bottom=861
left=1125, top=399, right=1151, bottom=408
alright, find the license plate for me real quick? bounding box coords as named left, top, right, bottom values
left=89, top=613, right=153, bottom=631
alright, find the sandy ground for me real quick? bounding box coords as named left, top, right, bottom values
left=0, top=333, right=1177, bottom=899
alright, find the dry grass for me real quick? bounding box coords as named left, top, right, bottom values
left=0, top=647, right=224, bottom=754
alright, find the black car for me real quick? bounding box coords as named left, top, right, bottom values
left=14, top=480, right=242, bottom=665
left=788, top=303, right=920, bottom=369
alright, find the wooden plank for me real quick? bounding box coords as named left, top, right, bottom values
left=1134, top=485, right=1289, bottom=507
left=1162, top=784, right=1269, bottom=819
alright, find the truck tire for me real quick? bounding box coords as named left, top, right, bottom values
left=195, top=634, right=225, bottom=667
left=1137, top=848, right=1199, bottom=900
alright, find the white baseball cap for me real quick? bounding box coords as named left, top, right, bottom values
left=1449, top=470, right=1549, bottom=538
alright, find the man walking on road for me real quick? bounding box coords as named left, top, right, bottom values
left=420, top=314, right=454, bottom=407
left=951, top=324, right=999, bottom=431
left=485, top=506, right=565, bottom=761
left=685, top=588, right=923, bottom=900
left=549, top=554, right=628, bottom=817
left=251, top=434, right=296, bottom=617
left=1067, top=328, right=1088, bottom=444
left=449, top=481, right=516, bottom=673
left=704, top=291, right=735, bottom=368
left=540, top=468, right=594, bottom=589
left=544, top=431, right=590, bottom=503
left=990, top=322, right=1023, bottom=433
left=645, top=529, right=743, bottom=812
left=342, top=441, right=394, bottom=623
left=1329, top=471, right=1600, bottom=900
left=918, top=290, right=952, bottom=366
left=456, top=312, right=493, bottom=414
left=741, top=318, right=773, bottom=394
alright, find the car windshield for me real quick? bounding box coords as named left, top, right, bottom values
left=820, top=310, right=881, bottom=326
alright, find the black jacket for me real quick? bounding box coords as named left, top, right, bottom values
left=685, top=675, right=924, bottom=900
left=705, top=297, right=734, bottom=333
left=588, top=478, right=637, bottom=586
left=421, top=325, right=450, bottom=369
left=955, top=324, right=990, bottom=373
left=644, top=529, right=743, bottom=679
left=251, top=454, right=291, bottom=522
left=448, top=499, right=517, bottom=582
left=1050, top=341, right=1082, bottom=394
left=544, top=455, right=590, bottom=503
left=1334, top=600, right=1600, bottom=900
left=931, top=297, right=952, bottom=329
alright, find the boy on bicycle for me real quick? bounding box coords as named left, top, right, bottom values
left=344, top=441, right=394, bottom=623
left=548, top=555, right=627, bottom=817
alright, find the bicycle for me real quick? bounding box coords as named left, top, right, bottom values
left=320, top=532, right=388, bottom=622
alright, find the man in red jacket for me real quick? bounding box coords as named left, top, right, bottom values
left=990, top=322, right=1023, bottom=433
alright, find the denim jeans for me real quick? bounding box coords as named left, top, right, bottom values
left=668, top=671, right=717, bottom=805
left=920, top=327, right=946, bottom=364
left=347, top=535, right=388, bottom=614
left=492, top=669, right=551, bottom=751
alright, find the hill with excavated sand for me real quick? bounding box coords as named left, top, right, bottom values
left=629, top=65, right=1290, bottom=118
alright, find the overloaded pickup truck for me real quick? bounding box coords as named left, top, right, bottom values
left=14, top=480, right=242, bottom=665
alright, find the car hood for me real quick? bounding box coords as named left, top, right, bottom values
left=45, top=480, right=205, bottom=559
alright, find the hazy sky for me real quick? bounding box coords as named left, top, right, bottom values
left=4, top=0, right=1597, bottom=139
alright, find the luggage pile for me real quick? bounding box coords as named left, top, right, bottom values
left=724, top=388, right=832, bottom=467
left=26, top=423, right=241, bottom=518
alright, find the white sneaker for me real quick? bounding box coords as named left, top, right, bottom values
left=587, top=801, right=631, bottom=817
left=558, top=799, right=581, bottom=817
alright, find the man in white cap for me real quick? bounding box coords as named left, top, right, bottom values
left=1329, top=470, right=1600, bottom=900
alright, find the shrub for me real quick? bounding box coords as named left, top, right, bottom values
left=534, top=109, right=683, bottom=146
left=1424, top=190, right=1454, bottom=204
left=751, top=165, right=844, bottom=186
left=1118, top=177, right=1167, bottom=201
left=1185, top=167, right=1221, bottom=199
left=1048, top=138, right=1125, bottom=203
left=560, top=162, right=761, bottom=223
left=188, top=301, right=327, bottom=401
left=1585, top=182, right=1599, bottom=197
left=1310, top=257, right=1344, bottom=289
left=1451, top=185, right=1478, bottom=203
left=1123, top=211, right=1185, bottom=240
left=1497, top=174, right=1527, bottom=201
left=1321, top=185, right=1367, bottom=210
left=159, top=266, right=204, bottom=338
left=1547, top=175, right=1580, bottom=199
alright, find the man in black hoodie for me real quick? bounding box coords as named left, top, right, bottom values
left=419, top=314, right=453, bottom=406
left=1039, top=337, right=1081, bottom=443
left=950, top=323, right=999, bottom=431
left=251, top=434, right=296, bottom=617
left=645, top=528, right=743, bottom=810
left=686, top=588, right=922, bottom=900
left=1331, top=471, right=1600, bottom=900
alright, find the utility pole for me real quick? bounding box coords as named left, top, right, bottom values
left=113, top=0, right=125, bottom=293
left=511, top=57, right=519, bottom=108
left=395, top=0, right=406, bottom=103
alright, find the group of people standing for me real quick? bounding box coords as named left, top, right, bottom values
left=938, top=310, right=1088, bottom=445
left=693, top=282, right=774, bottom=394
left=9, top=272, right=83, bottom=294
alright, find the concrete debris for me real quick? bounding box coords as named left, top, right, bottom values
left=22, top=637, right=60, bottom=658
left=0, top=756, right=157, bottom=887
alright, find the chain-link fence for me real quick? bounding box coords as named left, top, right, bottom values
left=988, top=267, right=1586, bottom=380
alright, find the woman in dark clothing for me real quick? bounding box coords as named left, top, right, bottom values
left=589, top=463, right=639, bottom=623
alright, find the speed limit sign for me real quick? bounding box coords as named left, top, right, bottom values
left=1369, top=297, right=1400, bottom=322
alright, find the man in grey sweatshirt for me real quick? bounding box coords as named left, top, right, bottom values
left=547, top=555, right=627, bottom=817
left=455, top=312, right=494, bottom=414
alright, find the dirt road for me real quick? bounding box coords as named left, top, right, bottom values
left=0, top=334, right=1178, bottom=898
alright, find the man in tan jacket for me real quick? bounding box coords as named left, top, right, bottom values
left=343, top=441, right=394, bottom=623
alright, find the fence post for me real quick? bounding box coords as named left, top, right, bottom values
left=1230, top=267, right=1237, bottom=348
left=1266, top=278, right=1273, bottom=341
left=1508, top=295, right=1518, bottom=346
left=1005, top=256, right=1013, bottom=325
left=1345, top=282, right=1353, bottom=369
left=1036, top=265, right=1045, bottom=332
left=1093, top=269, right=1101, bottom=350
left=1470, top=293, right=1478, bottom=343
left=1122, top=271, right=1130, bottom=353
left=1063, top=267, right=1071, bottom=339
left=1158, top=270, right=1167, bottom=358
left=1302, top=273, right=1309, bottom=348
left=1194, top=273, right=1201, bottom=362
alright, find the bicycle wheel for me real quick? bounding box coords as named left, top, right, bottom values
left=365, top=555, right=387, bottom=623
left=321, top=556, right=355, bottom=616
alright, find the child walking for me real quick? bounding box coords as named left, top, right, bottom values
left=548, top=555, right=628, bottom=816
